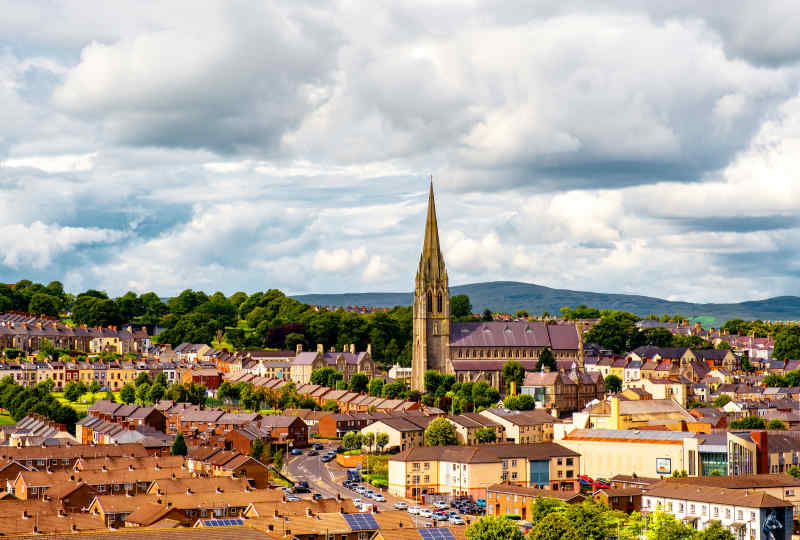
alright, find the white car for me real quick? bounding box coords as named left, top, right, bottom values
left=449, top=516, right=465, bottom=525
left=433, top=501, right=449, bottom=510
left=407, top=506, right=421, bottom=515
left=352, top=498, right=363, bottom=506
left=286, top=495, right=301, bottom=502
left=373, top=494, right=386, bottom=502
left=394, top=502, right=408, bottom=510
left=419, top=509, right=433, bottom=518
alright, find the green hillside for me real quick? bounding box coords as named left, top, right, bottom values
left=292, top=281, right=800, bottom=323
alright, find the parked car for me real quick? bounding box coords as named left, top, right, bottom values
left=312, top=493, right=323, bottom=501
left=297, top=481, right=310, bottom=488
left=407, top=506, right=421, bottom=515
left=449, top=516, right=465, bottom=525
left=352, top=498, right=362, bottom=506
left=373, top=494, right=386, bottom=502
left=433, top=500, right=449, bottom=510
left=419, top=509, right=433, bottom=518
left=475, top=498, right=486, bottom=508
left=394, top=501, right=408, bottom=510
left=292, top=486, right=310, bottom=494
left=335, top=446, right=346, bottom=453
left=290, top=448, right=302, bottom=456
left=321, top=455, right=334, bottom=463
left=312, top=442, right=324, bottom=450
left=286, top=495, right=301, bottom=502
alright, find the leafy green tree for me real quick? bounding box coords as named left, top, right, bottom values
left=763, top=373, right=788, bottom=387
left=604, top=374, right=622, bottom=394
left=310, top=367, right=337, bottom=386
left=740, top=356, right=754, bottom=372
left=250, top=439, right=265, bottom=460
left=712, top=394, right=732, bottom=407
left=153, top=372, right=168, bottom=388
left=773, top=325, right=800, bottom=361
left=103, top=391, right=115, bottom=402
left=515, top=309, right=529, bottom=319
left=166, top=382, right=188, bottom=402
left=64, top=381, right=87, bottom=402
left=322, top=400, right=340, bottom=412
left=766, top=419, right=787, bottom=430
left=381, top=380, right=408, bottom=399
left=171, top=432, right=188, bottom=456
left=528, top=512, right=578, bottom=540
left=349, top=372, right=368, bottom=393
left=535, top=348, right=557, bottom=372
left=503, top=394, right=535, bottom=410
left=481, top=309, right=493, bottom=321
left=149, top=383, right=166, bottom=403
left=424, top=418, right=458, bottom=446
left=136, top=382, right=151, bottom=404
left=730, top=416, right=766, bottom=429
left=3, top=348, right=21, bottom=360
left=375, top=432, right=389, bottom=453
left=645, top=510, right=696, bottom=540
left=640, top=327, right=674, bottom=347
left=424, top=370, right=442, bottom=394
left=450, top=294, right=472, bottom=318
left=186, top=383, right=207, bottom=405
left=475, top=427, right=496, bottom=443
left=343, top=431, right=363, bottom=450
left=28, top=293, right=62, bottom=317
left=788, top=466, right=800, bottom=479
left=585, top=312, right=642, bottom=354
left=466, top=516, right=525, bottom=540
left=696, top=521, right=735, bottom=540
left=502, top=361, right=525, bottom=393
left=135, top=372, right=152, bottom=387
left=530, top=496, right=566, bottom=522
left=120, top=383, right=136, bottom=404
left=88, top=380, right=101, bottom=394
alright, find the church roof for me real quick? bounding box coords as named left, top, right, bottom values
left=450, top=321, right=579, bottom=349
left=417, top=181, right=447, bottom=281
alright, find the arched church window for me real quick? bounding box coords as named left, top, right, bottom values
left=437, top=293, right=443, bottom=313
left=427, top=292, right=432, bottom=313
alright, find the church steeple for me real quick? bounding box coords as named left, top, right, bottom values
left=418, top=180, right=447, bottom=282
left=412, top=179, right=451, bottom=392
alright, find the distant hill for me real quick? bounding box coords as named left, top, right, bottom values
left=292, top=281, right=800, bottom=323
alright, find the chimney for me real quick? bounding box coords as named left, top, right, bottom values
left=128, top=465, right=134, bottom=471
left=268, top=524, right=274, bottom=532
left=305, top=507, right=312, bottom=517
left=71, top=524, right=78, bottom=532
left=215, top=487, right=223, bottom=493
left=58, top=508, right=67, bottom=517
left=330, top=346, right=335, bottom=353
left=22, top=510, right=30, bottom=519
left=273, top=509, right=280, bottom=518
left=296, top=344, right=303, bottom=353
left=186, top=488, right=193, bottom=495
left=366, top=344, right=372, bottom=356
left=316, top=344, right=323, bottom=354
left=349, top=344, right=355, bottom=354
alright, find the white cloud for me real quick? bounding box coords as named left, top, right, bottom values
left=313, top=247, right=368, bottom=273
left=3, top=152, right=96, bottom=172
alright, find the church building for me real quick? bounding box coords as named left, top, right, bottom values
left=411, top=183, right=585, bottom=393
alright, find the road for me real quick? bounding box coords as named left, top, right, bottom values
left=283, top=442, right=477, bottom=528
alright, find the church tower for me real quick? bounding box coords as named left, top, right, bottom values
left=411, top=181, right=451, bottom=392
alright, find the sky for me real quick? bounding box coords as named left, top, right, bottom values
left=1, top=1, right=800, bottom=303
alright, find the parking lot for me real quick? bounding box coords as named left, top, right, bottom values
left=284, top=442, right=485, bottom=528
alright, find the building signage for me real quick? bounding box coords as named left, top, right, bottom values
left=655, top=457, right=671, bottom=475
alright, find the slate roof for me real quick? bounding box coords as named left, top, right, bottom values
left=450, top=321, right=578, bottom=349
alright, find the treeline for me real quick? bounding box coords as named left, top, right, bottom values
left=1, top=281, right=413, bottom=367
left=0, top=376, right=80, bottom=431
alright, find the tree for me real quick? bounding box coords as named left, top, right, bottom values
left=88, top=380, right=101, bottom=394
left=135, top=372, right=152, bottom=388
left=712, top=394, right=732, bottom=407
left=528, top=513, right=578, bottom=540
left=515, top=309, right=529, bottom=319
left=503, top=394, right=535, bottom=411
left=535, top=348, right=556, bottom=372
left=250, top=439, right=265, bottom=460
left=584, top=311, right=642, bottom=353
left=645, top=510, right=696, bottom=540
left=772, top=325, right=800, bottom=361
left=530, top=496, right=567, bottom=522
left=367, top=378, right=384, bottom=397
left=103, top=391, right=115, bottom=402
left=604, top=374, right=622, bottom=394
left=740, top=356, right=754, bottom=372
left=381, top=380, right=408, bottom=399
left=363, top=432, right=375, bottom=455
left=154, top=372, right=168, bottom=388
left=481, top=309, right=493, bottom=321
left=375, top=432, right=389, bottom=453
left=149, top=383, right=166, bottom=403
left=640, top=327, right=674, bottom=348
left=171, top=432, right=188, bottom=456
left=136, top=382, right=151, bottom=404
left=322, top=400, right=340, bottom=412
left=766, top=419, right=787, bottom=430
left=763, top=373, right=788, bottom=387
left=788, top=466, right=800, bottom=479
left=186, top=383, right=207, bottom=405
left=475, top=427, right=496, bottom=443
left=696, top=521, right=735, bottom=540
left=64, top=382, right=87, bottom=402
left=502, top=361, right=525, bottom=393
left=28, top=293, right=62, bottom=317
left=343, top=431, right=363, bottom=450
left=424, top=418, right=458, bottom=446
left=466, top=516, right=525, bottom=540
left=450, top=294, right=472, bottom=318
left=349, top=372, right=368, bottom=393
left=730, top=416, right=766, bottom=429
left=120, top=383, right=136, bottom=404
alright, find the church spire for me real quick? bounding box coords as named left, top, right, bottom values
left=420, top=179, right=446, bottom=279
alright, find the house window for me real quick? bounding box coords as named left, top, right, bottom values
left=512, top=472, right=518, bottom=480
left=566, top=458, right=573, bottom=466
left=689, top=505, right=695, bottom=514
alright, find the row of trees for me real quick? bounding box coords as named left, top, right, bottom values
left=465, top=499, right=739, bottom=540
left=342, top=431, right=390, bottom=452
left=0, top=377, right=80, bottom=431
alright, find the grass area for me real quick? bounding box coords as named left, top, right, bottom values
left=211, top=339, right=234, bottom=352
left=343, top=449, right=362, bottom=455
left=53, top=391, right=122, bottom=413
left=0, top=415, right=15, bottom=425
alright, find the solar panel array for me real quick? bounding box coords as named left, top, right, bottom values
left=418, top=529, right=456, bottom=540
left=342, top=513, right=379, bottom=530
left=201, top=519, right=245, bottom=527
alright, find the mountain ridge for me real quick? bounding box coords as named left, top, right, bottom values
left=291, top=281, right=800, bottom=323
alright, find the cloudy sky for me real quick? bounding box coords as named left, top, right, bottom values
left=1, top=1, right=800, bottom=302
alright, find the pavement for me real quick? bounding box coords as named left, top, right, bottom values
left=283, top=442, right=478, bottom=528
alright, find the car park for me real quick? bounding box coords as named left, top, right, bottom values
left=394, top=502, right=408, bottom=510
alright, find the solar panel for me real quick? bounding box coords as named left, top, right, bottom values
left=342, top=513, right=379, bottom=530
left=418, top=529, right=456, bottom=540
left=202, top=518, right=244, bottom=527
